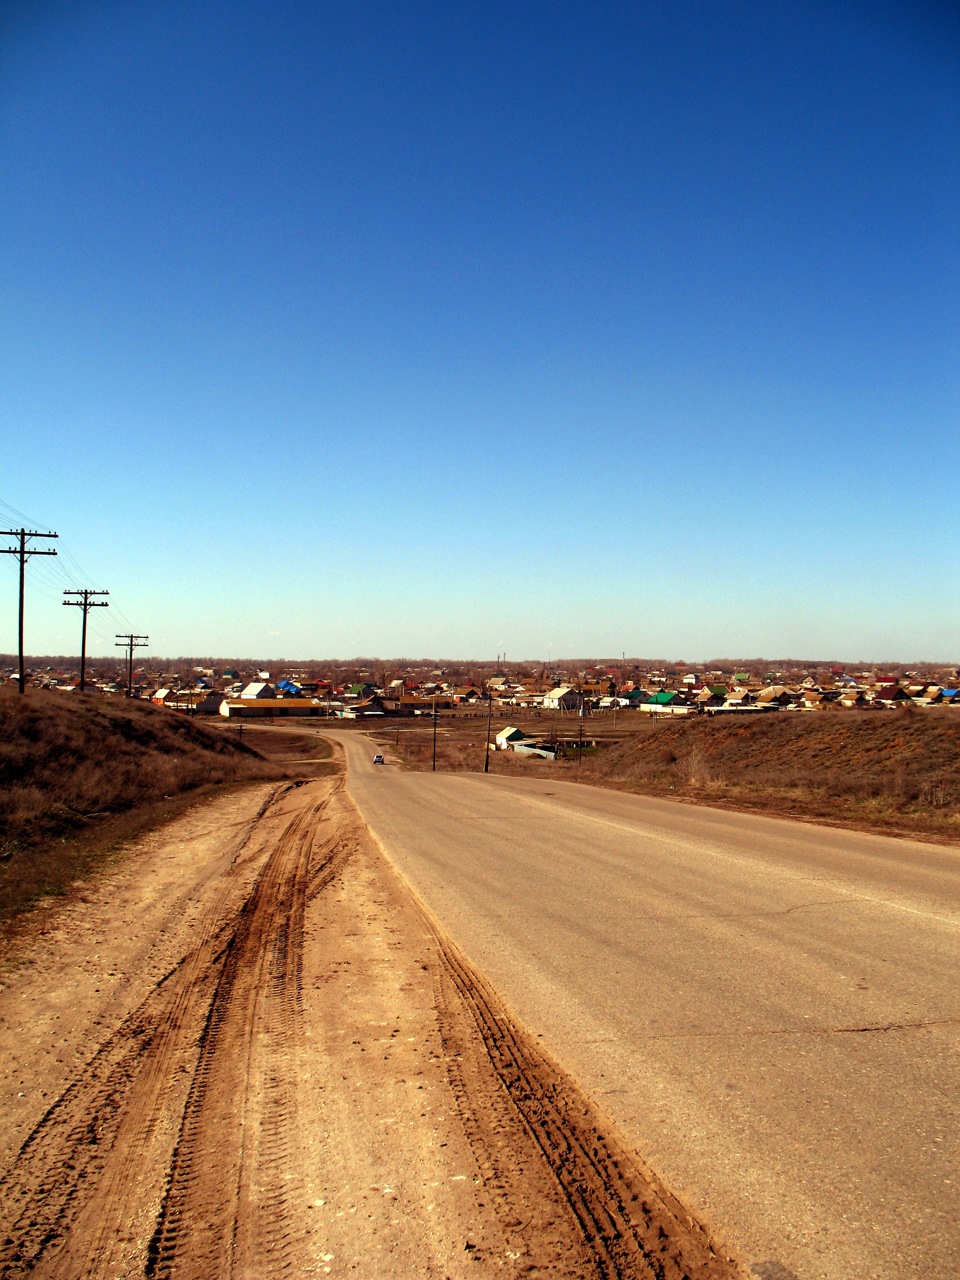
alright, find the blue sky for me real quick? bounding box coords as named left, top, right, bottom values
left=1, top=1, right=957, bottom=662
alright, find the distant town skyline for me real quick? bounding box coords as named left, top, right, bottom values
left=5, top=648, right=957, bottom=675
left=2, top=3, right=957, bottom=662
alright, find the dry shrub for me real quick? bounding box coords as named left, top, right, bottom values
left=684, top=743, right=712, bottom=787
left=0, top=783, right=46, bottom=826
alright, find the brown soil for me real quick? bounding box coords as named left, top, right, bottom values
left=0, top=762, right=747, bottom=1278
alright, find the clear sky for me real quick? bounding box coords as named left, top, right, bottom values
left=1, top=1, right=957, bottom=664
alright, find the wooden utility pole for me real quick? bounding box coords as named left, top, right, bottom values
left=62, top=590, right=109, bottom=691
left=484, top=689, right=493, bottom=773
left=1, top=527, right=58, bottom=693
left=115, top=633, right=148, bottom=697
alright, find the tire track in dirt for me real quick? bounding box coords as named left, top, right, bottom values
left=0, top=854, right=247, bottom=1277
left=146, top=785, right=353, bottom=1280
left=0, top=781, right=351, bottom=1280
left=431, top=931, right=746, bottom=1280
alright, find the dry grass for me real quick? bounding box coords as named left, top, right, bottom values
left=379, top=707, right=960, bottom=844
left=229, top=726, right=337, bottom=767
left=0, top=688, right=284, bottom=922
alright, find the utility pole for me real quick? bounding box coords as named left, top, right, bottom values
left=484, top=688, right=493, bottom=773
left=432, top=696, right=438, bottom=772
left=62, top=589, right=108, bottom=691
left=115, top=633, right=148, bottom=697
left=1, top=527, right=58, bottom=693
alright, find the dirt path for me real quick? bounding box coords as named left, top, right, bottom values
left=0, top=770, right=748, bottom=1279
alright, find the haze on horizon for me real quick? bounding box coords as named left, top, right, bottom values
left=2, top=2, right=957, bottom=664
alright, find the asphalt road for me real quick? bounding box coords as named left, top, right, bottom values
left=330, top=730, right=959, bottom=1280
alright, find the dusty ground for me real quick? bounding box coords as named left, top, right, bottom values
left=0, top=756, right=748, bottom=1278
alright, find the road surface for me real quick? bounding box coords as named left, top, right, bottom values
left=333, top=730, right=960, bottom=1280
left=0, top=769, right=747, bottom=1279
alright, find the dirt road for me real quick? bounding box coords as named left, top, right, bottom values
left=0, top=761, right=746, bottom=1277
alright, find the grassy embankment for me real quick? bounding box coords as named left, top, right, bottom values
left=0, top=688, right=293, bottom=925
left=385, top=708, right=960, bottom=844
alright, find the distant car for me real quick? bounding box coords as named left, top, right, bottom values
left=372, top=754, right=385, bottom=765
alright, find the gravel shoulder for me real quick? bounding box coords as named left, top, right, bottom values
left=0, top=763, right=749, bottom=1279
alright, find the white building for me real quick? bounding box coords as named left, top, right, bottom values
left=239, top=681, right=275, bottom=699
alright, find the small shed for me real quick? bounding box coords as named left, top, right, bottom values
left=542, top=686, right=580, bottom=711
left=513, top=741, right=559, bottom=759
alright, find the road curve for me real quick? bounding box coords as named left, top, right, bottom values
left=328, top=729, right=960, bottom=1280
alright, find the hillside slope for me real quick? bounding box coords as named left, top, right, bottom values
left=586, top=709, right=960, bottom=840
left=0, top=688, right=280, bottom=918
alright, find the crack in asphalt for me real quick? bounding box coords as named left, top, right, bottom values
left=634, top=898, right=844, bottom=924
left=577, top=1016, right=958, bottom=1043
left=831, top=1017, right=958, bottom=1034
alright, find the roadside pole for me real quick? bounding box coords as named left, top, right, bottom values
left=62, top=589, right=109, bottom=691
left=484, top=689, right=493, bottom=773
left=1, top=527, right=58, bottom=693
left=115, top=633, right=148, bottom=698
left=432, top=697, right=437, bottom=772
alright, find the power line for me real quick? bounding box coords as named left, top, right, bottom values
left=82, top=614, right=120, bottom=649
left=56, top=541, right=98, bottom=585
left=63, top=590, right=109, bottom=690
left=0, top=558, right=116, bottom=653
left=106, top=597, right=137, bottom=633
left=1, top=498, right=138, bottom=645
left=0, top=527, right=58, bottom=692
left=0, top=499, right=48, bottom=529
